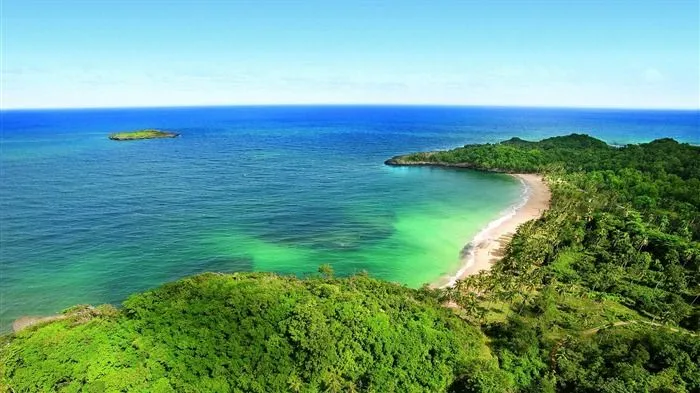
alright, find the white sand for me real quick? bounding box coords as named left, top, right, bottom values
left=436, top=174, right=551, bottom=287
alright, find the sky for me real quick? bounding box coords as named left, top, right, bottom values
left=1, top=0, right=699, bottom=109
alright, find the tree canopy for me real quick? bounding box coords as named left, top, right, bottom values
left=1, top=273, right=509, bottom=392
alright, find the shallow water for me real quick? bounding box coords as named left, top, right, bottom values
left=1, top=106, right=698, bottom=330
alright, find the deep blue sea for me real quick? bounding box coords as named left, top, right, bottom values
left=1, top=106, right=698, bottom=330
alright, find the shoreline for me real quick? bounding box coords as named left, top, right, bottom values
left=8, top=172, right=550, bottom=332
left=434, top=173, right=551, bottom=288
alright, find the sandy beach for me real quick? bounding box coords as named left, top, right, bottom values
left=437, top=174, right=551, bottom=287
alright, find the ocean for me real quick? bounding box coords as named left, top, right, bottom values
left=1, top=105, right=698, bottom=330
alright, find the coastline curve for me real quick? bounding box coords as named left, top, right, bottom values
left=384, top=158, right=551, bottom=288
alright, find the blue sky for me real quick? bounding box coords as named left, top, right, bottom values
left=1, top=0, right=698, bottom=109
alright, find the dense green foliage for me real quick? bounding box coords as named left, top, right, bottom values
left=420, top=134, right=700, bottom=392
left=554, top=325, right=699, bottom=392
left=3, top=134, right=698, bottom=392
left=1, top=272, right=509, bottom=392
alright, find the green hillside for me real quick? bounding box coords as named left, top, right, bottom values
left=1, top=272, right=510, bottom=392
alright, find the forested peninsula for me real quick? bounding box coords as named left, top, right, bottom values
left=2, top=134, right=698, bottom=392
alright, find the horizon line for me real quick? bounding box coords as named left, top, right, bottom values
left=1, top=103, right=699, bottom=112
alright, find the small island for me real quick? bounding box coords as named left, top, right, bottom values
left=108, top=129, right=180, bottom=141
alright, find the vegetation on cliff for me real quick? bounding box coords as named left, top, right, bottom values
left=108, top=129, right=179, bottom=141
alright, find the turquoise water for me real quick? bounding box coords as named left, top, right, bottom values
left=1, top=106, right=698, bottom=330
